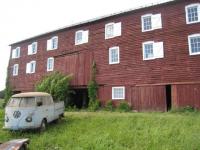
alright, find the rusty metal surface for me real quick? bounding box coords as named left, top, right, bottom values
left=0, top=139, right=29, bottom=150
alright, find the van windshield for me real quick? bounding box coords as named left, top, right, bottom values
left=7, top=97, right=36, bottom=107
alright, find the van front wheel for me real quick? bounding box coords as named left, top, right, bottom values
left=40, top=119, right=47, bottom=132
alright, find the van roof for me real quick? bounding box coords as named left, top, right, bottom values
left=12, top=92, right=51, bottom=98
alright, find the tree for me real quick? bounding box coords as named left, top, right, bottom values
left=35, top=72, right=73, bottom=106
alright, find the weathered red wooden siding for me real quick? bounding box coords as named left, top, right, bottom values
left=54, top=51, right=93, bottom=87
left=131, top=86, right=167, bottom=111
left=172, top=84, right=200, bottom=109
left=8, top=0, right=200, bottom=111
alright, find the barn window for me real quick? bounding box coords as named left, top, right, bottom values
left=188, top=34, right=200, bottom=55
left=109, top=46, right=120, bottom=64
left=75, top=30, right=89, bottom=45
left=47, top=57, right=54, bottom=71
left=185, top=4, right=200, bottom=24
left=142, top=41, right=164, bottom=60
left=105, top=22, right=121, bottom=39
left=141, top=14, right=162, bottom=32
left=143, top=16, right=152, bottom=31
left=26, top=61, right=36, bottom=74
left=12, top=47, right=20, bottom=59
left=47, top=36, right=58, bottom=50
left=112, top=87, right=125, bottom=100
left=28, top=42, right=37, bottom=55
left=13, top=64, right=19, bottom=76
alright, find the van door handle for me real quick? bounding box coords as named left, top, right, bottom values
left=46, top=109, right=48, bottom=111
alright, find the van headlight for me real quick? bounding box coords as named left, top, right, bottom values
left=25, top=112, right=34, bottom=122
left=25, top=116, right=32, bottom=122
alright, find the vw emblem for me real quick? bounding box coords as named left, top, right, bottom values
left=13, top=111, right=21, bottom=119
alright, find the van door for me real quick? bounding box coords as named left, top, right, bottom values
left=43, top=96, right=54, bottom=122
left=36, top=97, right=47, bottom=125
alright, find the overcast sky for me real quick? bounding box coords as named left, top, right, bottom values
left=0, top=0, right=170, bottom=91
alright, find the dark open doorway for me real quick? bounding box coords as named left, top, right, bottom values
left=69, top=89, right=89, bottom=109
left=166, top=85, right=172, bottom=111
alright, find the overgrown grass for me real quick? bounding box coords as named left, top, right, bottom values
left=1, top=110, right=200, bottom=150
left=0, top=99, right=4, bottom=109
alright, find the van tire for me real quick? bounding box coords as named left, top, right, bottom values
left=40, top=119, right=47, bottom=132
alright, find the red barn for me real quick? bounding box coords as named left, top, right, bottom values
left=8, top=0, right=200, bottom=111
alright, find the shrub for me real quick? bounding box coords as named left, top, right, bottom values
left=105, top=100, right=114, bottom=111
left=0, top=90, right=5, bottom=99
left=88, top=100, right=100, bottom=111
left=117, top=101, right=131, bottom=112
left=170, top=106, right=197, bottom=113
left=3, top=69, right=13, bottom=107
left=36, top=72, right=73, bottom=106
left=65, top=105, right=79, bottom=112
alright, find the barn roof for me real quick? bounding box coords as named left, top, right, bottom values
left=10, top=0, right=178, bottom=46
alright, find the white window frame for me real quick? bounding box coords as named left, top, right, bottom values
left=47, top=57, right=54, bottom=72
left=142, top=41, right=154, bottom=60
left=142, top=14, right=153, bottom=32
left=47, top=36, right=58, bottom=50
left=28, top=42, right=37, bottom=55
left=26, top=61, right=36, bottom=74
left=105, top=22, right=121, bottom=39
left=112, top=86, right=125, bottom=100
left=188, top=33, right=200, bottom=55
left=109, top=46, right=120, bottom=64
left=12, top=47, right=20, bottom=59
left=13, top=64, right=19, bottom=76
left=185, top=3, right=200, bottom=24
left=141, top=13, right=162, bottom=32
left=142, top=41, right=164, bottom=60
left=75, top=30, right=89, bottom=45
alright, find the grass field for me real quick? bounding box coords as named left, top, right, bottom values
left=1, top=110, right=200, bottom=150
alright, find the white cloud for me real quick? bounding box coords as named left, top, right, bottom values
left=0, top=0, right=170, bottom=90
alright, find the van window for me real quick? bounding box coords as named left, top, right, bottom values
left=43, top=96, right=53, bottom=105
left=8, top=97, right=35, bottom=107
left=20, top=97, right=35, bottom=107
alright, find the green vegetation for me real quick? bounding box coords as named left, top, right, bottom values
left=117, top=101, right=131, bottom=112
left=4, top=75, right=13, bottom=108
left=36, top=72, right=73, bottom=105
left=0, top=99, right=4, bottom=109
left=105, top=100, right=114, bottom=111
left=88, top=61, right=99, bottom=111
left=1, top=110, right=200, bottom=150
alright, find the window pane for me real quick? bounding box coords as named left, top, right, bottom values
left=76, top=32, right=83, bottom=43
left=143, top=16, right=152, bottom=30
left=144, top=43, right=154, bottom=59
left=20, top=97, right=35, bottom=107
left=32, top=43, right=36, bottom=53
left=190, top=36, right=200, bottom=53
left=187, top=6, right=198, bottom=22
left=47, top=58, right=54, bottom=71
left=8, top=98, right=21, bottom=107
left=113, top=88, right=124, bottom=99
left=106, top=24, right=114, bottom=38
left=110, top=48, right=119, bottom=63
left=52, top=38, right=57, bottom=49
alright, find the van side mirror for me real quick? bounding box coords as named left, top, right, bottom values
left=37, top=101, right=43, bottom=107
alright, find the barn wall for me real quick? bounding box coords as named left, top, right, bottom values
left=172, top=84, right=200, bottom=109
left=7, top=0, right=200, bottom=111
left=131, top=86, right=167, bottom=111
